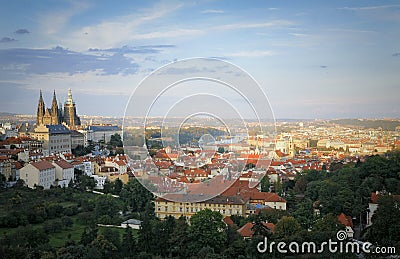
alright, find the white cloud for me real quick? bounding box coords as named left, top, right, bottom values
left=289, top=33, right=308, bottom=37
left=39, top=1, right=91, bottom=35
left=62, top=3, right=185, bottom=50
left=131, top=29, right=204, bottom=40
left=20, top=70, right=144, bottom=96
left=340, top=5, right=400, bottom=11
left=224, top=50, right=275, bottom=57
left=216, top=20, right=293, bottom=31
left=202, top=9, right=224, bottom=14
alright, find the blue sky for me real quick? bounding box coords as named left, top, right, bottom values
left=0, top=0, right=399, bottom=119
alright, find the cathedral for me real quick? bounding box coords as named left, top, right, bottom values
left=36, top=89, right=81, bottom=128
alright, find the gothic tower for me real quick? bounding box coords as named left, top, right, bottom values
left=36, top=89, right=80, bottom=127
left=36, top=90, right=45, bottom=126
left=63, top=89, right=81, bottom=127
left=51, top=90, right=59, bottom=124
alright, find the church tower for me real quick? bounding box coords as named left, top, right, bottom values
left=63, top=88, right=81, bottom=127
left=51, top=90, right=59, bottom=124
left=36, top=90, right=45, bottom=126
left=36, top=89, right=80, bottom=128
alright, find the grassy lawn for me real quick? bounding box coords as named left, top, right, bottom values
left=49, top=220, right=87, bottom=247
left=98, top=225, right=138, bottom=238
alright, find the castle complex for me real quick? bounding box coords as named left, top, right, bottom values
left=36, top=89, right=81, bottom=128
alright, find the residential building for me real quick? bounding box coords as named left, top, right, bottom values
left=337, top=213, right=354, bottom=238
left=52, top=160, right=74, bottom=187
left=237, top=222, right=275, bottom=239
left=32, top=124, right=71, bottom=155
left=80, top=125, right=121, bottom=144
left=155, top=194, right=248, bottom=220
left=20, top=160, right=56, bottom=189
left=70, top=130, right=85, bottom=149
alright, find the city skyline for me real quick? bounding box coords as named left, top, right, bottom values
left=0, top=1, right=400, bottom=119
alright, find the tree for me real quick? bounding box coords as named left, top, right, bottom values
left=120, top=178, right=153, bottom=212
left=367, top=195, right=400, bottom=247
left=275, top=177, right=283, bottom=195
left=311, top=213, right=345, bottom=243
left=252, top=214, right=272, bottom=238
left=244, top=163, right=255, bottom=170
left=121, top=226, right=136, bottom=257
left=94, top=194, right=122, bottom=223
left=274, top=216, right=301, bottom=239
left=101, top=227, right=121, bottom=249
left=260, top=175, right=270, bottom=192
left=168, top=216, right=189, bottom=257
left=189, top=209, right=227, bottom=254
left=293, top=198, right=315, bottom=230
left=293, top=176, right=307, bottom=194
left=109, top=133, right=123, bottom=147
left=87, top=235, right=117, bottom=259
left=80, top=226, right=98, bottom=246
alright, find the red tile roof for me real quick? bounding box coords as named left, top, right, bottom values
left=54, top=160, right=74, bottom=169
left=222, top=179, right=286, bottom=203
left=13, top=161, right=23, bottom=170
left=370, top=192, right=379, bottom=204
left=338, top=213, right=353, bottom=227
left=223, top=216, right=234, bottom=226
left=31, top=160, right=55, bottom=171
left=238, top=222, right=275, bottom=238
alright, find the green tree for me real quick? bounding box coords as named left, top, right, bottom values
left=367, top=195, right=400, bottom=247
left=101, top=227, right=121, bottom=249
left=293, top=198, right=315, bottom=230
left=168, top=216, right=189, bottom=257
left=87, top=235, right=117, bottom=259
left=109, top=133, right=123, bottom=147
left=94, top=194, right=122, bottom=221
left=274, top=216, right=301, bottom=239
left=189, top=209, right=227, bottom=254
left=120, top=178, right=153, bottom=212
left=275, top=177, right=283, bottom=195
left=251, top=214, right=272, bottom=238
left=80, top=226, right=98, bottom=246
left=121, top=226, right=136, bottom=257
left=260, top=175, right=270, bottom=192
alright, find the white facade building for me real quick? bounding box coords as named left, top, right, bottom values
left=20, top=161, right=56, bottom=189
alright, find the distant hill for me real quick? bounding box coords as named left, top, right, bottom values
left=330, top=119, right=400, bottom=131
left=0, top=112, right=16, bottom=116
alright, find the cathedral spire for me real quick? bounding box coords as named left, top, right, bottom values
left=52, top=90, right=57, bottom=106
left=39, top=90, right=43, bottom=102
left=37, top=90, right=45, bottom=126
left=51, top=90, right=59, bottom=124
left=67, top=88, right=74, bottom=104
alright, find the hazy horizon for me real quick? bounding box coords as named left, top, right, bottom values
left=1, top=1, right=399, bottom=119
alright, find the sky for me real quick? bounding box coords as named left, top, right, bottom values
left=0, top=0, right=399, bottom=119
